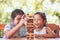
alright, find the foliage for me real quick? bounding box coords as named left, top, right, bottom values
left=0, top=0, right=60, bottom=25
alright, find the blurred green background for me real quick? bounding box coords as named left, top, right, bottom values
left=0, top=0, right=60, bottom=25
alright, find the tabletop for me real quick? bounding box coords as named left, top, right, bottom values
left=0, top=38, right=60, bottom=40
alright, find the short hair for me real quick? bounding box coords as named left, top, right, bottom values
left=34, top=12, right=47, bottom=26
left=11, top=9, right=24, bottom=19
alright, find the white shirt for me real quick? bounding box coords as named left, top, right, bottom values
left=34, top=27, right=46, bottom=35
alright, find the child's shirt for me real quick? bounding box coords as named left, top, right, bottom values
left=3, top=21, right=27, bottom=38
left=34, top=27, right=55, bottom=35
left=34, top=27, right=46, bottom=35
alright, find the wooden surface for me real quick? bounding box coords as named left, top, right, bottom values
left=46, top=24, right=59, bottom=36
left=0, top=38, right=60, bottom=40
left=0, top=24, right=6, bottom=30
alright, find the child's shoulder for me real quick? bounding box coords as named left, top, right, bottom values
left=5, top=22, right=14, bottom=28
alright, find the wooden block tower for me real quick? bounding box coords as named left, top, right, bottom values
left=26, top=14, right=34, bottom=39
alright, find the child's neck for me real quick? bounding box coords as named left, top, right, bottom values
left=36, top=27, right=43, bottom=32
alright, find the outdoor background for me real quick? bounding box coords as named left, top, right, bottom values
left=0, top=0, right=60, bottom=26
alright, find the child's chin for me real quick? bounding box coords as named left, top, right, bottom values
left=35, top=26, right=39, bottom=28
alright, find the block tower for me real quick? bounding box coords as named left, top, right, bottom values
left=26, top=14, right=34, bottom=39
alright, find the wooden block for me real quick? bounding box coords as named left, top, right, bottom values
left=26, top=33, right=34, bottom=39
left=0, top=24, right=6, bottom=30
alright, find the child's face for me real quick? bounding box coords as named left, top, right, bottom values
left=33, top=14, right=44, bottom=28
left=13, top=15, right=23, bottom=25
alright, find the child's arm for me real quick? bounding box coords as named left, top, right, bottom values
left=40, top=27, right=58, bottom=38
left=34, top=27, right=58, bottom=38
left=4, top=15, right=28, bottom=38
left=4, top=19, right=25, bottom=38
left=34, top=34, right=45, bottom=38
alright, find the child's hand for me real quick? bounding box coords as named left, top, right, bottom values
left=18, top=15, right=29, bottom=27
left=18, top=15, right=25, bottom=26
left=24, top=14, right=29, bottom=25
left=34, top=34, right=45, bottom=38
left=24, top=14, right=29, bottom=21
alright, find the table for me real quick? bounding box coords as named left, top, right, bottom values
left=0, top=36, right=60, bottom=40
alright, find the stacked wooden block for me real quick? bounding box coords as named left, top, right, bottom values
left=26, top=15, right=34, bottom=39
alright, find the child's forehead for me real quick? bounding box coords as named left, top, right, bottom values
left=34, top=14, right=42, bottom=18
left=16, top=14, right=23, bottom=16
left=34, top=14, right=44, bottom=20
left=16, top=15, right=23, bottom=18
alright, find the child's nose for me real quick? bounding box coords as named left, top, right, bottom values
left=35, top=20, right=38, bottom=23
left=36, top=19, right=38, bottom=22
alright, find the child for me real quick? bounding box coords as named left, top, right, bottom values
left=3, top=9, right=27, bottom=39
left=33, top=12, right=57, bottom=38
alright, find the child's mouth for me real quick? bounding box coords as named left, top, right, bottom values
left=35, top=24, right=39, bottom=26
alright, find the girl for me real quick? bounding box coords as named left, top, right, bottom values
left=33, top=12, right=57, bottom=38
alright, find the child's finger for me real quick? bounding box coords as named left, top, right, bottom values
left=21, top=15, right=24, bottom=19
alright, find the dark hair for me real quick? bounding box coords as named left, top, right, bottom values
left=11, top=9, right=24, bottom=19
left=34, top=12, right=47, bottom=26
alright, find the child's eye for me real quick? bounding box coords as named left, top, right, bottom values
left=38, top=19, right=41, bottom=20
left=33, top=19, right=41, bottom=21
left=17, top=18, right=21, bottom=21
